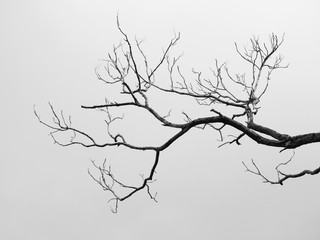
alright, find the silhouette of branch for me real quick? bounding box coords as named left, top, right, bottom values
left=242, top=151, right=320, bottom=185
left=35, top=21, right=320, bottom=211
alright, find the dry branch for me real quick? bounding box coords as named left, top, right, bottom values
left=35, top=19, right=320, bottom=211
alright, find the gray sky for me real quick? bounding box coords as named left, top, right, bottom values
left=1, top=0, right=320, bottom=239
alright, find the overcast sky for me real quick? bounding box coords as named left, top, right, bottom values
left=1, top=0, right=320, bottom=239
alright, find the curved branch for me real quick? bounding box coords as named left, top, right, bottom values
left=243, top=152, right=320, bottom=185
left=36, top=24, right=320, bottom=212
left=278, top=166, right=320, bottom=185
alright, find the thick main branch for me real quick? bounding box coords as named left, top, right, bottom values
left=36, top=26, right=320, bottom=211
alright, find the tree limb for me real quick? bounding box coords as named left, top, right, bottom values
left=35, top=24, right=320, bottom=211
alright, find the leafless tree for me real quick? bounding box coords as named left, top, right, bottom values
left=35, top=18, right=320, bottom=212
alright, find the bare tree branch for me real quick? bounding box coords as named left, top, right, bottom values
left=35, top=21, right=320, bottom=211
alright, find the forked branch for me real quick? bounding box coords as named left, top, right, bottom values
left=242, top=151, right=320, bottom=185
left=35, top=22, right=320, bottom=211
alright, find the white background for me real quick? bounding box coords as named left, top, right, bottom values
left=1, top=0, right=320, bottom=239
